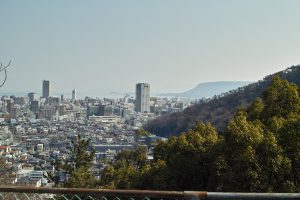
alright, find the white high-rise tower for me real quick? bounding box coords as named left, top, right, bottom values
left=135, top=83, right=150, bottom=113
left=72, top=89, right=76, bottom=101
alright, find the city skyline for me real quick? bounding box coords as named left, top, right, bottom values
left=0, top=0, right=300, bottom=192
left=1, top=1, right=300, bottom=94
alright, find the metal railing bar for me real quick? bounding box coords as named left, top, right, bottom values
left=206, top=192, right=300, bottom=200
left=0, top=186, right=185, bottom=199
left=0, top=187, right=300, bottom=200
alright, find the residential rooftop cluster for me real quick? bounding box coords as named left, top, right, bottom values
left=0, top=80, right=194, bottom=187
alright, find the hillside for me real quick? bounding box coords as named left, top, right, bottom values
left=160, top=81, right=251, bottom=99
left=146, top=65, right=300, bottom=137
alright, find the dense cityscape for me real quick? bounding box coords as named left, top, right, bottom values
left=2, top=1, right=300, bottom=199
left=0, top=80, right=194, bottom=187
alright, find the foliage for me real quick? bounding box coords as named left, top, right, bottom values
left=222, top=110, right=292, bottom=192
left=278, top=119, right=300, bottom=189
left=101, top=76, right=300, bottom=192
left=51, top=75, right=300, bottom=192
left=100, top=147, right=149, bottom=189
left=145, top=65, right=300, bottom=137
left=135, top=129, right=151, bottom=136
left=262, top=75, right=300, bottom=120
left=153, top=122, right=223, bottom=190
left=0, top=157, right=14, bottom=184
left=51, top=136, right=97, bottom=188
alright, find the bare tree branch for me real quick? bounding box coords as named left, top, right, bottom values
left=0, top=60, right=11, bottom=88
left=0, top=70, right=7, bottom=88
left=0, top=60, right=11, bottom=72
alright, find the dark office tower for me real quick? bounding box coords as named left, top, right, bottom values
left=30, top=100, right=40, bottom=113
left=10, top=105, right=18, bottom=120
left=72, top=89, right=76, bottom=101
left=28, top=92, right=38, bottom=102
left=6, top=99, right=12, bottom=113
left=87, top=105, right=100, bottom=117
left=42, top=80, right=50, bottom=98
left=135, top=83, right=150, bottom=113
left=99, top=105, right=113, bottom=116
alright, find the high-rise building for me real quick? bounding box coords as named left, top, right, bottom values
left=87, top=104, right=113, bottom=117
left=57, top=105, right=66, bottom=116
left=38, top=105, right=55, bottom=120
left=42, top=80, right=50, bottom=98
left=135, top=83, right=150, bottom=113
left=30, top=100, right=40, bottom=113
left=28, top=92, right=39, bottom=102
left=10, top=105, right=18, bottom=120
left=72, top=89, right=76, bottom=101
left=87, top=105, right=100, bottom=117
left=6, top=99, right=12, bottom=113
left=99, top=105, right=113, bottom=116
left=48, top=96, right=60, bottom=105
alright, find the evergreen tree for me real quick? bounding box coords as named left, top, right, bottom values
left=100, top=147, right=149, bottom=189
left=151, top=122, right=223, bottom=190
left=100, top=76, right=300, bottom=192
left=278, top=119, right=300, bottom=190
left=262, top=75, right=300, bottom=121
left=51, top=136, right=96, bottom=188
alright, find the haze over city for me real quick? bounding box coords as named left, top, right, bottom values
left=1, top=1, right=300, bottom=95
left=1, top=0, right=300, bottom=196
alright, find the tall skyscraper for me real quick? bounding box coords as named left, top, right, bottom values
left=135, top=83, right=150, bottom=113
left=72, top=89, right=76, bottom=101
left=42, top=80, right=50, bottom=98
left=28, top=92, right=39, bottom=102
left=30, top=100, right=40, bottom=113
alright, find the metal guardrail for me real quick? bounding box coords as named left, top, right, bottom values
left=0, top=186, right=300, bottom=200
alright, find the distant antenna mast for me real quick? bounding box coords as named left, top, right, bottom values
left=0, top=60, right=11, bottom=88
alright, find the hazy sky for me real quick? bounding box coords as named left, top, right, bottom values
left=1, top=0, right=300, bottom=96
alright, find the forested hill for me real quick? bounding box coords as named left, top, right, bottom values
left=146, top=65, right=300, bottom=137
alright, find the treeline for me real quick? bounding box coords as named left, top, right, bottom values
left=145, top=65, right=300, bottom=137
left=99, top=76, right=300, bottom=192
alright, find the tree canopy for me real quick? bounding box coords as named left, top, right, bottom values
left=50, top=136, right=97, bottom=188
left=145, top=66, right=300, bottom=137
left=100, top=76, right=300, bottom=192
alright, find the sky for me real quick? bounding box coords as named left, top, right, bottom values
left=1, top=0, right=300, bottom=96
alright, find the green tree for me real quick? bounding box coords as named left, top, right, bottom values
left=51, top=136, right=96, bottom=188
left=136, top=129, right=151, bottom=136
left=256, top=131, right=293, bottom=192
left=100, top=147, right=149, bottom=189
left=136, top=159, right=169, bottom=190
left=223, top=109, right=293, bottom=192
left=222, top=110, right=264, bottom=191
left=152, top=122, right=223, bottom=191
left=247, top=97, right=264, bottom=120
left=278, top=119, right=300, bottom=190
left=0, top=157, right=14, bottom=185
left=100, top=76, right=300, bottom=192
left=262, top=75, right=300, bottom=121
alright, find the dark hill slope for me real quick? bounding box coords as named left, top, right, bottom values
left=146, top=65, right=300, bottom=137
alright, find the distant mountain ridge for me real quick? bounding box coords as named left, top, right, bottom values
left=146, top=65, right=300, bottom=137
left=160, top=81, right=251, bottom=99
